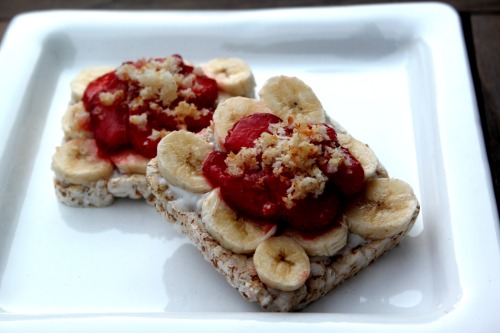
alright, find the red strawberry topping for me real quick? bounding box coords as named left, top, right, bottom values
left=82, top=55, right=219, bottom=158
left=202, top=113, right=365, bottom=233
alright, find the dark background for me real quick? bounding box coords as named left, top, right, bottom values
left=1, top=0, right=499, bottom=215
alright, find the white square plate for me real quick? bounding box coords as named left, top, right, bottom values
left=0, top=3, right=499, bottom=332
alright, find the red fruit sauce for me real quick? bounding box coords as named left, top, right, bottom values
left=82, top=54, right=218, bottom=158
left=202, top=113, right=365, bottom=234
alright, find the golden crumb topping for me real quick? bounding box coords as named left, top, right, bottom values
left=114, top=57, right=213, bottom=129
left=98, top=90, right=124, bottom=106
left=147, top=129, right=169, bottom=141
left=129, top=113, right=148, bottom=130
left=116, top=60, right=179, bottom=107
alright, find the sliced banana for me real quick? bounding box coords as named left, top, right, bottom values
left=62, top=101, right=93, bottom=140
left=110, top=150, right=151, bottom=175
left=283, top=218, right=348, bottom=257
left=253, top=236, right=310, bottom=291
left=216, top=91, right=234, bottom=104
left=70, top=66, right=115, bottom=102
left=212, top=96, right=273, bottom=149
left=201, top=58, right=256, bottom=97
left=337, top=133, right=379, bottom=180
left=345, top=178, right=420, bottom=239
left=259, top=76, right=326, bottom=124
left=157, top=130, right=213, bottom=193
left=201, top=188, right=277, bottom=254
left=51, top=138, right=114, bottom=185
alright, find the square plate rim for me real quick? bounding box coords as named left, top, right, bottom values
left=0, top=3, right=499, bottom=332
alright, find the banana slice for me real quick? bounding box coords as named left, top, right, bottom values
left=345, top=178, right=420, bottom=239
left=62, top=101, right=93, bottom=140
left=212, top=96, right=273, bottom=149
left=51, top=138, right=114, bottom=185
left=283, top=218, right=348, bottom=257
left=157, top=130, right=213, bottom=193
left=253, top=236, right=310, bottom=291
left=201, top=58, right=256, bottom=97
left=337, top=133, right=379, bottom=180
left=70, top=66, right=115, bottom=102
left=259, top=76, right=326, bottom=124
left=216, top=91, right=234, bottom=104
left=201, top=189, right=277, bottom=254
left=110, top=150, right=151, bottom=175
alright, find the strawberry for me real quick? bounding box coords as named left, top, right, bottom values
left=281, top=185, right=340, bottom=233
left=331, top=147, right=365, bottom=195
left=82, top=55, right=219, bottom=158
left=202, top=118, right=364, bottom=233
left=82, top=72, right=129, bottom=156
left=224, top=113, right=282, bottom=152
left=128, top=125, right=162, bottom=159
left=189, top=75, right=219, bottom=108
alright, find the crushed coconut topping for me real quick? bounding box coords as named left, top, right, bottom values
left=114, top=57, right=213, bottom=130
left=99, top=90, right=124, bottom=106
left=325, top=146, right=344, bottom=174
left=129, top=113, right=148, bottom=130
left=224, top=119, right=344, bottom=208
left=148, top=129, right=169, bottom=141
left=117, top=62, right=178, bottom=106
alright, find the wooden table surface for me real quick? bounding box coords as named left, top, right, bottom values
left=1, top=0, right=499, bottom=215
